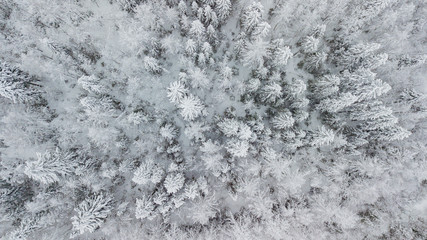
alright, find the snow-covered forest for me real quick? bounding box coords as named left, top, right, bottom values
left=0, top=0, right=426, bottom=239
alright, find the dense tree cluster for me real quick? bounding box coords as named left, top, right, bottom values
left=0, top=0, right=426, bottom=239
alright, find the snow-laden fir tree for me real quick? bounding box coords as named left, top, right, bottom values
left=164, top=172, right=185, bottom=194
left=240, top=2, right=264, bottom=34
left=189, top=194, right=218, bottom=224
left=271, top=110, right=295, bottom=129
left=135, top=195, right=156, bottom=220
left=178, top=94, right=205, bottom=121
left=226, top=139, right=250, bottom=158
left=285, top=78, right=306, bottom=97
left=310, top=74, right=340, bottom=100
left=24, top=149, right=75, bottom=185
left=133, top=159, right=165, bottom=185
left=271, top=40, right=293, bottom=69
left=78, top=75, right=108, bottom=95
left=301, top=36, right=319, bottom=53
left=71, top=194, right=113, bottom=236
left=189, top=67, right=210, bottom=89
left=0, top=61, right=41, bottom=104
left=317, top=92, right=358, bottom=113
left=260, top=82, right=282, bottom=103
left=342, top=68, right=391, bottom=102
left=349, top=100, right=393, bottom=121
left=167, top=81, right=188, bottom=104
left=160, top=123, right=178, bottom=140
left=242, top=40, right=270, bottom=67
left=144, top=56, right=163, bottom=74
left=338, top=43, right=381, bottom=70
left=309, top=126, right=335, bottom=147
left=215, top=0, right=231, bottom=22
left=189, top=20, right=206, bottom=42
left=200, top=139, right=223, bottom=176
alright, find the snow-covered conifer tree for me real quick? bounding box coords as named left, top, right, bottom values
left=226, top=140, right=249, bottom=158
left=242, top=40, right=270, bottom=67
left=260, top=82, right=282, bottom=103
left=317, top=92, right=358, bottom=113
left=71, top=194, right=113, bottom=236
left=301, top=36, right=319, bottom=53
left=0, top=62, right=41, bottom=103
left=271, top=110, right=295, bottom=129
left=144, top=56, right=163, bottom=74
left=215, top=0, right=231, bottom=22
left=78, top=75, right=108, bottom=95
left=240, top=2, right=264, bottom=34
left=167, top=81, right=188, bottom=104
left=135, top=196, right=156, bottom=220
left=178, top=94, right=205, bottom=121
left=189, top=20, right=206, bottom=42
left=164, top=172, right=185, bottom=194
left=309, top=126, right=335, bottom=147
left=311, top=75, right=340, bottom=100
left=24, top=149, right=75, bottom=185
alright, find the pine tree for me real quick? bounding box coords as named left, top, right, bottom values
left=372, top=126, right=410, bottom=142
left=178, top=0, right=187, bottom=15
left=245, top=78, right=261, bottom=93
left=160, top=123, right=178, bottom=140
left=242, top=40, right=270, bottom=67
left=301, top=36, right=319, bottom=53
left=317, top=92, right=358, bottom=113
left=144, top=56, right=163, bottom=74
left=184, top=121, right=210, bottom=142
left=293, top=109, right=309, bottom=122
left=271, top=41, right=293, bottom=69
left=135, top=195, right=156, bottom=220
left=252, top=22, right=271, bottom=40
left=338, top=43, right=381, bottom=70
left=189, top=67, right=210, bottom=89
left=185, top=39, right=198, bottom=57
left=178, top=94, right=205, bottom=121
left=80, top=96, right=119, bottom=126
left=206, top=24, right=217, bottom=42
left=285, top=78, right=306, bottom=97
left=189, top=20, right=206, bottom=42
left=164, top=172, right=185, bottom=194
left=397, top=88, right=424, bottom=104
left=24, top=149, right=76, bottom=185
left=167, top=81, right=188, bottom=104
left=397, top=54, right=427, bottom=69
left=133, top=159, right=165, bottom=185
left=215, top=0, right=231, bottom=22
left=240, top=2, right=264, bottom=34
left=309, top=126, right=335, bottom=147
left=218, top=118, right=251, bottom=139
left=190, top=195, right=217, bottom=224
left=349, top=101, right=393, bottom=121
left=71, top=194, right=113, bottom=236
left=345, top=0, right=395, bottom=33
left=78, top=75, right=108, bottom=94
left=271, top=110, right=295, bottom=129
left=260, top=82, right=282, bottom=103
left=200, top=139, right=223, bottom=175
left=204, top=5, right=219, bottom=27
left=226, top=139, right=249, bottom=158
left=305, top=52, right=328, bottom=71
left=361, top=53, right=388, bottom=69
left=184, top=181, right=199, bottom=200
left=311, top=75, right=340, bottom=100
left=0, top=61, right=41, bottom=104
left=342, top=68, right=391, bottom=102
left=290, top=97, right=309, bottom=109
